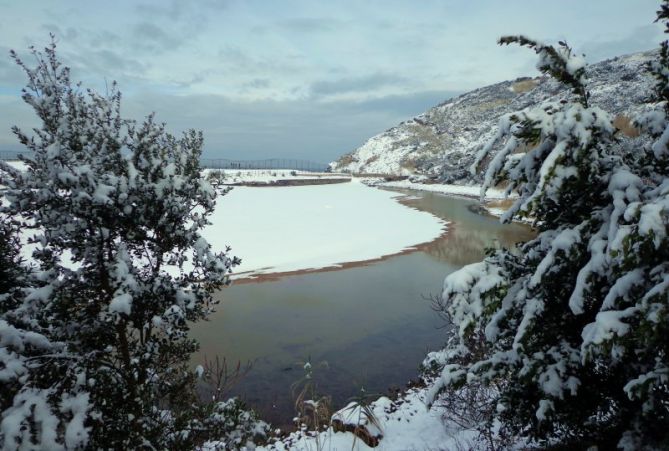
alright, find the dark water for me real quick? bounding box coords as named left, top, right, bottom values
left=190, top=190, right=534, bottom=428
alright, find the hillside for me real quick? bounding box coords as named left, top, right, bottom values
left=330, top=50, right=657, bottom=182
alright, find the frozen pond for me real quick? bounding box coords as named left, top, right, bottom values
left=202, top=180, right=446, bottom=278
left=190, top=189, right=535, bottom=428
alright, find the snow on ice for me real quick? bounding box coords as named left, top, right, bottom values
left=203, top=179, right=446, bottom=278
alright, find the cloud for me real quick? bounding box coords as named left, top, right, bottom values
left=244, top=78, right=271, bottom=89
left=131, top=22, right=182, bottom=53
left=135, top=0, right=187, bottom=21
left=1, top=0, right=663, bottom=162
left=61, top=47, right=151, bottom=90
left=580, top=24, right=663, bottom=63
left=113, top=88, right=460, bottom=162
left=345, top=90, right=462, bottom=115
left=275, top=17, right=343, bottom=33
left=217, top=45, right=305, bottom=72
left=40, top=23, right=79, bottom=41
left=0, top=47, right=26, bottom=87
left=136, top=0, right=230, bottom=20
left=310, top=73, right=410, bottom=97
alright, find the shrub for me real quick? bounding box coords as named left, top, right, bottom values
left=0, top=39, right=265, bottom=449
left=430, top=11, right=669, bottom=450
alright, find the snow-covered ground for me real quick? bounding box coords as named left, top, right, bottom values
left=2, top=160, right=28, bottom=172
left=330, top=51, right=655, bottom=180
left=379, top=179, right=509, bottom=200
left=3, top=164, right=349, bottom=185
left=377, top=179, right=533, bottom=224
left=256, top=382, right=479, bottom=450
left=204, top=179, right=446, bottom=278
left=3, top=162, right=445, bottom=279
left=203, top=169, right=350, bottom=185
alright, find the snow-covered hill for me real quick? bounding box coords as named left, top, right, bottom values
left=330, top=51, right=657, bottom=182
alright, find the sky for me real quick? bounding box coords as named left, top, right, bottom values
left=0, top=0, right=664, bottom=163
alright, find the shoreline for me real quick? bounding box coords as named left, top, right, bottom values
left=223, top=182, right=524, bottom=285
left=222, top=177, right=351, bottom=188
left=230, top=191, right=453, bottom=284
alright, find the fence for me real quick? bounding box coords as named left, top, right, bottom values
left=1, top=151, right=330, bottom=173
left=200, top=158, right=329, bottom=172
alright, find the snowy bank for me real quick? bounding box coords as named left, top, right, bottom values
left=260, top=382, right=479, bottom=450
left=4, top=162, right=445, bottom=279
left=379, top=179, right=509, bottom=200
left=3, top=160, right=29, bottom=172
left=203, top=169, right=349, bottom=185
left=203, top=180, right=446, bottom=278
left=376, top=179, right=532, bottom=223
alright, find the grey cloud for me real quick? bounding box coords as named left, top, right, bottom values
left=1, top=72, right=459, bottom=161
left=581, top=24, right=662, bottom=63
left=310, top=73, right=410, bottom=97
left=132, top=22, right=182, bottom=52
left=277, top=17, right=343, bottom=33
left=136, top=0, right=229, bottom=20
left=0, top=46, right=27, bottom=86
left=133, top=0, right=226, bottom=46
left=120, top=88, right=459, bottom=162
left=217, top=45, right=306, bottom=76
left=136, top=0, right=185, bottom=21
left=40, top=23, right=79, bottom=41
left=252, top=17, right=346, bottom=37
left=244, top=78, right=271, bottom=89
left=88, top=30, right=124, bottom=49
left=65, top=48, right=150, bottom=81
left=217, top=46, right=259, bottom=69
left=0, top=97, right=41, bottom=152
left=346, top=90, right=461, bottom=115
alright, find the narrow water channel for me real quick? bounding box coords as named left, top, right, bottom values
left=190, top=189, right=534, bottom=428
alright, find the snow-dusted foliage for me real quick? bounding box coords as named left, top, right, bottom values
left=431, top=28, right=669, bottom=450
left=331, top=48, right=655, bottom=181
left=0, top=40, right=267, bottom=448
left=193, top=398, right=269, bottom=450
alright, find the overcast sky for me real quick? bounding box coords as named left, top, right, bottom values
left=0, top=0, right=663, bottom=162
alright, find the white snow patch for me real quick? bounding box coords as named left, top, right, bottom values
left=379, top=180, right=509, bottom=199
left=204, top=180, right=446, bottom=278
left=3, top=160, right=29, bottom=172
left=264, top=384, right=479, bottom=450
left=109, top=293, right=132, bottom=315
left=202, top=169, right=349, bottom=185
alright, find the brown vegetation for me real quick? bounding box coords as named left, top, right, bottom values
left=337, top=153, right=358, bottom=166
left=475, top=98, right=511, bottom=112
left=365, top=155, right=380, bottom=165
left=511, top=78, right=539, bottom=93
left=613, top=114, right=640, bottom=137
left=240, top=178, right=350, bottom=187
left=399, top=158, right=418, bottom=172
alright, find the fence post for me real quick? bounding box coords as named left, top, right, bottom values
left=196, top=157, right=327, bottom=172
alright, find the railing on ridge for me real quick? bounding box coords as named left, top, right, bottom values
left=200, top=158, right=329, bottom=172
left=0, top=151, right=330, bottom=173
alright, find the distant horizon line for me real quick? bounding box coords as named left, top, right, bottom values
left=0, top=150, right=332, bottom=168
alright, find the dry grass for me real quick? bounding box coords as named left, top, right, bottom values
left=474, top=98, right=511, bottom=112
left=485, top=198, right=515, bottom=210
left=365, top=155, right=379, bottom=165
left=337, top=153, right=357, bottom=166
left=400, top=158, right=418, bottom=172
left=511, top=78, right=539, bottom=93
left=613, top=114, right=640, bottom=137
left=513, top=141, right=538, bottom=154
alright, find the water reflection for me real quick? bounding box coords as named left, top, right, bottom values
left=399, top=191, right=534, bottom=266
left=190, top=189, right=534, bottom=428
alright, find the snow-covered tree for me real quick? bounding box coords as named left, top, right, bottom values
left=430, top=10, right=669, bottom=450
left=0, top=40, right=265, bottom=449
